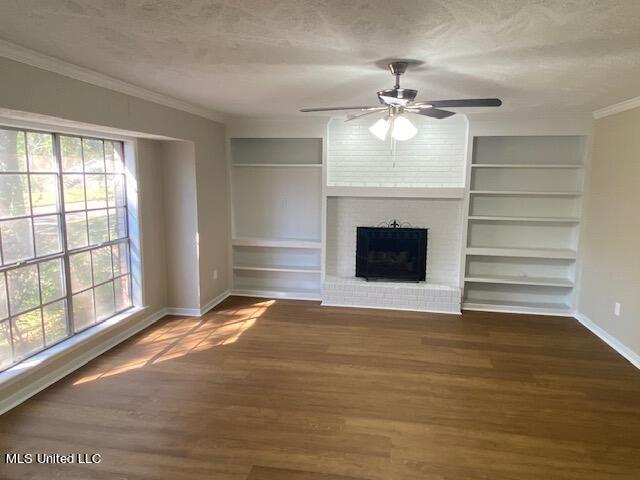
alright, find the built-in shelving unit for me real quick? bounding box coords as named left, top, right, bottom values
left=467, top=216, right=580, bottom=223
left=229, top=137, right=322, bottom=300
left=464, top=274, right=573, bottom=287
left=463, top=135, right=586, bottom=315
left=471, top=164, right=583, bottom=169
left=465, top=247, right=577, bottom=259
left=325, top=186, right=465, bottom=199
left=470, top=190, right=582, bottom=196
left=232, top=237, right=322, bottom=249
left=232, top=163, right=322, bottom=168
left=463, top=298, right=572, bottom=315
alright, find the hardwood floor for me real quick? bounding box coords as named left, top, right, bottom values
left=1, top=296, right=639, bottom=479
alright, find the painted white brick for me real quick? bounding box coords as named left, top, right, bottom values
left=326, top=197, right=463, bottom=286
left=322, top=276, right=461, bottom=314
left=327, top=116, right=466, bottom=187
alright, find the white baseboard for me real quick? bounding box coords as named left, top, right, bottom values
left=575, top=312, right=640, bottom=370
left=232, top=289, right=321, bottom=301
left=0, top=308, right=167, bottom=415
left=166, top=290, right=231, bottom=317
left=165, top=307, right=201, bottom=317
left=200, top=290, right=231, bottom=316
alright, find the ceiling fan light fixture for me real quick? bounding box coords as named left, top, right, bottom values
left=369, top=117, right=390, bottom=140
left=391, top=115, right=417, bottom=141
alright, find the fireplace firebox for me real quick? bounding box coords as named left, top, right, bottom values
left=355, top=227, right=428, bottom=282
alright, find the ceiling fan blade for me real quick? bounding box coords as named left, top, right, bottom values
left=413, top=98, right=502, bottom=108
left=300, top=106, right=379, bottom=112
left=406, top=107, right=456, bottom=119
left=346, top=107, right=388, bottom=122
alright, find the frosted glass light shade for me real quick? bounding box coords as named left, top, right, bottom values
left=369, top=117, right=390, bottom=140
left=391, top=115, right=417, bottom=141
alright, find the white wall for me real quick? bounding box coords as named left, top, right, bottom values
left=194, top=126, right=230, bottom=309
left=327, top=115, right=467, bottom=187
left=326, top=197, right=463, bottom=286
left=136, top=139, right=168, bottom=312
left=577, top=106, right=640, bottom=360
left=160, top=141, right=200, bottom=309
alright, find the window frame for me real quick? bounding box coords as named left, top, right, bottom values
left=0, top=125, right=136, bottom=371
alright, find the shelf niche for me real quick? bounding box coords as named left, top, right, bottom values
left=231, top=137, right=322, bottom=165
left=230, top=137, right=323, bottom=300
left=463, top=135, right=586, bottom=315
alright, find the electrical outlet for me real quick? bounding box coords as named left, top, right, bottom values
left=614, top=302, right=621, bottom=316
left=213, top=269, right=218, bottom=281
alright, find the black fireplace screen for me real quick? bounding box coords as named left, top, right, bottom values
left=355, top=227, right=428, bottom=281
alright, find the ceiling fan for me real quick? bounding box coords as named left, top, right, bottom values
left=300, top=61, right=502, bottom=141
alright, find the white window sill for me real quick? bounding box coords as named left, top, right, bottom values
left=0, top=306, right=148, bottom=389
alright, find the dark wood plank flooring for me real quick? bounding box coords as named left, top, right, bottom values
left=1, top=296, right=639, bottom=479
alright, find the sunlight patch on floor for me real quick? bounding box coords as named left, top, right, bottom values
left=72, top=300, right=274, bottom=385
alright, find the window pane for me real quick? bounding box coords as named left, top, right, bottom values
left=85, top=174, right=107, bottom=209
left=83, top=139, right=104, bottom=173
left=0, top=320, right=11, bottom=370
left=0, top=174, right=30, bottom=218
left=30, top=174, right=59, bottom=215
left=43, top=300, right=67, bottom=346
left=105, top=141, right=124, bottom=173
left=92, top=246, right=112, bottom=284
left=0, top=274, right=7, bottom=320
left=0, top=132, right=130, bottom=371
left=107, top=175, right=125, bottom=207
left=1, top=218, right=35, bottom=264
left=115, top=275, right=131, bottom=312
left=112, top=242, right=129, bottom=276
left=34, top=215, right=62, bottom=257
left=87, top=209, right=109, bottom=245
left=61, top=136, right=84, bottom=172
left=109, top=208, right=127, bottom=240
left=7, top=264, right=40, bottom=315
left=39, top=258, right=65, bottom=304
left=69, top=251, right=92, bottom=293
left=0, top=129, right=27, bottom=172
left=12, top=309, right=44, bottom=360
left=27, top=132, right=56, bottom=172
left=63, top=174, right=86, bottom=211
left=72, top=289, right=94, bottom=332
left=95, top=282, right=115, bottom=321
left=65, top=212, right=88, bottom=250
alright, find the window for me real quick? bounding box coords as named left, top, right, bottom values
left=0, top=127, right=133, bottom=371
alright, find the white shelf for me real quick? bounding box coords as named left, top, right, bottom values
left=468, top=215, right=580, bottom=223
left=325, top=186, right=465, bottom=199
left=232, top=237, right=321, bottom=249
left=463, top=298, right=572, bottom=316
left=464, top=275, right=573, bottom=288
left=471, top=164, right=583, bottom=169
left=232, top=288, right=321, bottom=301
left=466, top=247, right=577, bottom=259
left=233, top=265, right=320, bottom=274
left=232, top=163, right=321, bottom=168
left=470, top=190, right=582, bottom=196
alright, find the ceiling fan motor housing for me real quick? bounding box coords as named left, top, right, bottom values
left=377, top=88, right=418, bottom=106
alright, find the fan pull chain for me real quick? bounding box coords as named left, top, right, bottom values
left=390, top=137, right=397, bottom=168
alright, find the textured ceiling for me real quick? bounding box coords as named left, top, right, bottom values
left=0, top=0, right=639, bottom=117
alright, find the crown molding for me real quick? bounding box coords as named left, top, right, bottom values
left=0, top=39, right=226, bottom=124
left=593, top=96, right=640, bottom=119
